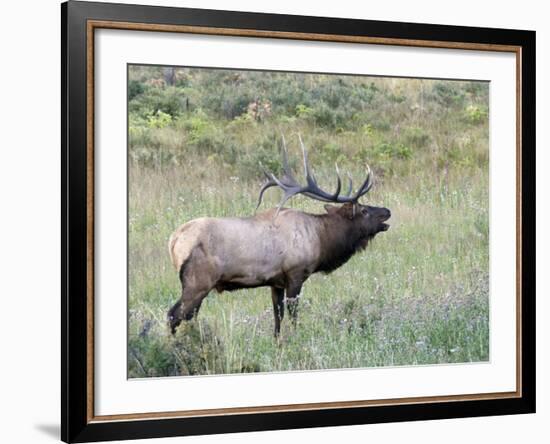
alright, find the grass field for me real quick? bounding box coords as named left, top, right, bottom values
left=127, top=66, right=489, bottom=378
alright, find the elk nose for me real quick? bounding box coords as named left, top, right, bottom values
left=382, top=208, right=391, bottom=220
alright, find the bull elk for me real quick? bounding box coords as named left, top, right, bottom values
left=168, top=136, right=391, bottom=336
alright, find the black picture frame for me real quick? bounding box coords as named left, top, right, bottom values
left=62, top=1, right=536, bottom=442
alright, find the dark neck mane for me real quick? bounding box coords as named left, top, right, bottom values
left=314, top=215, right=370, bottom=274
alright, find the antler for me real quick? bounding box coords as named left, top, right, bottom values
left=256, top=135, right=373, bottom=214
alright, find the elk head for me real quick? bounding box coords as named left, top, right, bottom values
left=257, top=135, right=391, bottom=237
left=324, top=202, right=391, bottom=239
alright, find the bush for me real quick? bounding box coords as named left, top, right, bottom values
left=128, top=80, right=145, bottom=101
left=295, top=103, right=314, bottom=119
left=431, top=82, right=466, bottom=107
left=147, top=110, right=172, bottom=129
left=354, top=141, right=413, bottom=166
left=403, top=126, right=430, bottom=148
left=238, top=135, right=286, bottom=180
left=464, top=105, right=488, bottom=124
left=179, top=111, right=212, bottom=142
left=129, top=86, right=186, bottom=119
left=387, top=92, right=406, bottom=103
left=374, top=141, right=413, bottom=159
left=219, top=92, right=254, bottom=120
left=311, top=103, right=347, bottom=129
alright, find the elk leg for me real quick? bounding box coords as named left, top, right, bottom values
left=168, top=249, right=216, bottom=334
left=169, top=287, right=209, bottom=334
left=180, top=283, right=210, bottom=321
left=285, top=282, right=302, bottom=327
left=271, top=287, right=285, bottom=337
left=168, top=299, right=182, bottom=332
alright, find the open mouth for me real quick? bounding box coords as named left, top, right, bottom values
left=379, top=212, right=391, bottom=231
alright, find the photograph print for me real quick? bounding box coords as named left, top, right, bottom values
left=127, top=64, right=489, bottom=378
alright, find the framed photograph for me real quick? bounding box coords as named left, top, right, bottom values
left=62, top=1, right=535, bottom=442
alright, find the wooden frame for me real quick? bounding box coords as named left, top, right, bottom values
left=62, top=1, right=536, bottom=442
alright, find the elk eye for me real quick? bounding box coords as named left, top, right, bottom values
left=361, top=208, right=368, bottom=215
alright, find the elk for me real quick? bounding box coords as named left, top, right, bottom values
left=167, top=136, right=391, bottom=336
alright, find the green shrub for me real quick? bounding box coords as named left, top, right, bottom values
left=147, top=110, right=172, bottom=129
left=177, top=110, right=221, bottom=149
left=311, top=103, right=347, bottom=129
left=354, top=141, right=413, bottom=168
left=219, top=92, right=254, bottom=120
left=464, top=105, right=489, bottom=124
left=403, top=126, right=430, bottom=148
left=388, top=92, right=406, bottom=103
left=238, top=139, right=284, bottom=181
left=374, top=141, right=413, bottom=159
left=128, top=80, right=145, bottom=101
left=361, top=123, right=374, bottom=137
left=431, top=82, right=466, bottom=107
left=295, top=103, right=314, bottom=119
left=129, top=86, right=186, bottom=119
left=394, top=143, right=413, bottom=159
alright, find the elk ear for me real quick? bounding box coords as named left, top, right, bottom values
left=338, top=203, right=356, bottom=220
left=324, top=204, right=339, bottom=214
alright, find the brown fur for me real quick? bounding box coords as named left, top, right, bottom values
left=167, top=202, right=390, bottom=336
